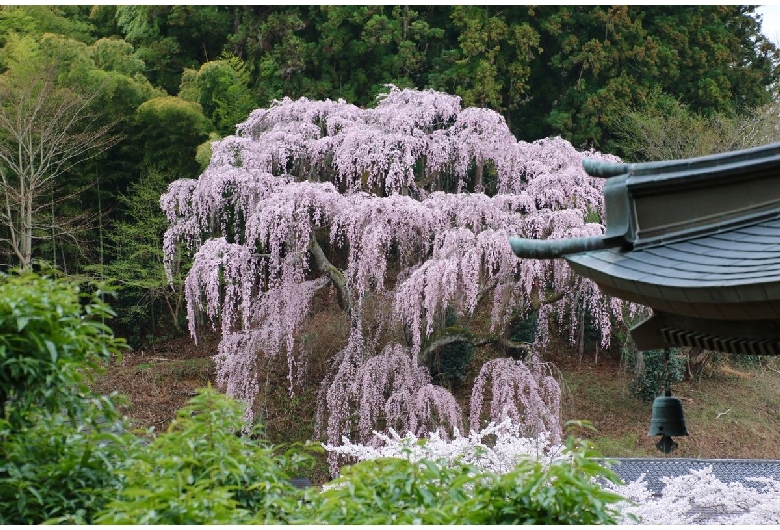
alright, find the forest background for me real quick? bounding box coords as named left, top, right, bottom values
left=4, top=5, right=780, bottom=464
left=1, top=4, right=778, bottom=339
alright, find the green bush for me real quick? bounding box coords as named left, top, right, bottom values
left=464, top=436, right=625, bottom=524
left=0, top=271, right=127, bottom=429
left=731, top=353, right=760, bottom=370
left=302, top=457, right=479, bottom=524
left=95, top=386, right=312, bottom=525
left=0, top=405, right=136, bottom=524
left=630, top=348, right=686, bottom=403
left=0, top=272, right=131, bottom=524
left=427, top=333, right=474, bottom=387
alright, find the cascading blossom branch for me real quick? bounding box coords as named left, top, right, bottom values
left=161, top=86, right=630, bottom=446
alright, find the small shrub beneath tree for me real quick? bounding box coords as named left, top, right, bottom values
left=630, top=349, right=686, bottom=403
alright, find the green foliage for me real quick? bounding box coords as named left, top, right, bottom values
left=428, top=337, right=474, bottom=387
left=0, top=32, right=42, bottom=75
left=115, top=5, right=233, bottom=93
left=88, top=5, right=120, bottom=40
left=426, top=307, right=475, bottom=386
left=132, top=95, right=213, bottom=176
left=228, top=6, right=778, bottom=147
left=0, top=327, right=628, bottom=526
left=233, top=6, right=449, bottom=107
left=0, top=6, right=94, bottom=46
left=304, top=457, right=479, bottom=524
left=95, top=386, right=311, bottom=525
left=179, top=55, right=256, bottom=134
left=28, top=32, right=161, bottom=123
left=0, top=402, right=135, bottom=524
left=522, top=5, right=778, bottom=147
left=630, top=349, right=686, bottom=403
left=465, top=435, right=625, bottom=525
left=432, top=6, right=541, bottom=113
left=91, top=36, right=145, bottom=76
left=609, top=90, right=780, bottom=162
left=0, top=272, right=131, bottom=524
left=0, top=30, right=159, bottom=272
left=90, top=169, right=189, bottom=344
left=196, top=132, right=221, bottom=170
left=510, top=312, right=538, bottom=344
left=0, top=272, right=126, bottom=429
left=732, top=354, right=762, bottom=370
left=302, top=433, right=625, bottom=524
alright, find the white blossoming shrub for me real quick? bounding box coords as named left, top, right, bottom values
left=324, top=418, right=566, bottom=475
left=326, top=426, right=780, bottom=525
left=608, top=466, right=780, bottom=525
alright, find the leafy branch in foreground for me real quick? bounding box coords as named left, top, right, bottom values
left=95, top=386, right=312, bottom=525
left=312, top=430, right=625, bottom=525
left=0, top=271, right=130, bottom=524
left=0, top=271, right=126, bottom=429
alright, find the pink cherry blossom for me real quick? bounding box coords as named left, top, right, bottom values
left=162, top=87, right=631, bottom=458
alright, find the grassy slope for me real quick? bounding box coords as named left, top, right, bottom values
left=93, top=332, right=780, bottom=475
left=557, top=352, right=780, bottom=459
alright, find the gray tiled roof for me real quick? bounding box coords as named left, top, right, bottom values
left=568, top=215, right=780, bottom=302
left=608, top=457, right=780, bottom=495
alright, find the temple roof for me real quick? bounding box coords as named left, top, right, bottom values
left=567, top=214, right=780, bottom=321
left=509, top=142, right=780, bottom=354
left=609, top=457, right=780, bottom=495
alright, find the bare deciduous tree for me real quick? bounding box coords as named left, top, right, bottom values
left=611, top=95, right=780, bottom=163
left=0, top=65, right=117, bottom=270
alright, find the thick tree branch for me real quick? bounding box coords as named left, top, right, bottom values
left=420, top=328, right=533, bottom=365
left=308, top=235, right=352, bottom=313
left=531, top=290, right=566, bottom=311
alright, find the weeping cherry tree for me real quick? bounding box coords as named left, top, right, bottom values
left=161, top=87, right=626, bottom=470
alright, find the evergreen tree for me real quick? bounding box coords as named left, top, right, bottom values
left=92, top=170, right=188, bottom=344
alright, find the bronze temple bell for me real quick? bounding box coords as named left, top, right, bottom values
left=646, top=348, right=688, bottom=454
left=648, top=390, right=688, bottom=454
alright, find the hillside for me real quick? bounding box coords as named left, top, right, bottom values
left=554, top=352, right=780, bottom=459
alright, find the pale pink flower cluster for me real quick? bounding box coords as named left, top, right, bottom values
left=469, top=355, right=562, bottom=442
left=330, top=192, right=436, bottom=301
left=184, top=238, right=258, bottom=337
left=371, top=85, right=462, bottom=134
left=162, top=87, right=632, bottom=447
left=317, top=337, right=465, bottom=474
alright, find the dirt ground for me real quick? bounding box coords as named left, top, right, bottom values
left=93, top=330, right=780, bottom=462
